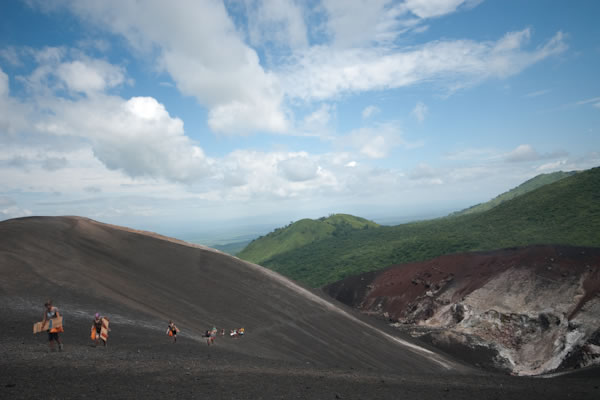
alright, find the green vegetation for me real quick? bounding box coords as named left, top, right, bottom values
left=451, top=170, right=578, bottom=216
left=238, top=167, right=600, bottom=288
left=237, top=214, right=378, bottom=265
left=212, top=240, right=252, bottom=256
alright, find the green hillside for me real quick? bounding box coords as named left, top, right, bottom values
left=452, top=170, right=578, bottom=216
left=237, top=214, right=378, bottom=265
left=253, top=167, right=600, bottom=287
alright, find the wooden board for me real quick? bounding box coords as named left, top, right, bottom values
left=33, top=321, right=46, bottom=334
left=33, top=316, right=63, bottom=334
left=100, top=318, right=109, bottom=342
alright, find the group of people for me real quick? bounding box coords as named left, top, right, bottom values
left=171, top=324, right=247, bottom=345
left=230, top=327, right=245, bottom=338
left=201, top=326, right=245, bottom=345
left=41, top=300, right=110, bottom=351
left=40, top=300, right=245, bottom=351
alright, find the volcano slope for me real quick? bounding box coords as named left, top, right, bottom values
left=325, top=246, right=600, bottom=376
left=1, top=217, right=599, bottom=399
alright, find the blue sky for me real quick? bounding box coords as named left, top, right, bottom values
left=1, top=0, right=599, bottom=240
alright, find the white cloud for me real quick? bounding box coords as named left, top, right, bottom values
left=0, top=68, right=31, bottom=136
left=218, top=150, right=339, bottom=200
left=322, top=0, right=405, bottom=48
left=278, top=155, right=319, bottom=182
left=320, top=0, right=483, bottom=49
left=245, top=0, right=308, bottom=50
left=505, top=144, right=540, bottom=162
left=403, top=0, right=480, bottom=19
left=575, top=96, right=600, bottom=107
left=362, top=105, right=380, bottom=119
left=0, top=204, right=32, bottom=219
left=0, top=47, right=22, bottom=66
left=56, top=59, right=125, bottom=94
left=536, top=160, right=567, bottom=172
left=0, top=68, right=8, bottom=98
left=505, top=144, right=567, bottom=163
left=280, top=29, right=566, bottom=101
left=35, top=94, right=214, bottom=182
left=343, top=123, right=405, bottom=159
left=298, top=103, right=335, bottom=137
left=411, top=101, right=427, bottom=122
left=18, top=50, right=127, bottom=96
left=49, top=0, right=289, bottom=135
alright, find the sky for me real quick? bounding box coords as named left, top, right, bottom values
left=1, top=0, right=599, bottom=240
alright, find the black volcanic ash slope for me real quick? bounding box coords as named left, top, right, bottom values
left=0, top=216, right=459, bottom=374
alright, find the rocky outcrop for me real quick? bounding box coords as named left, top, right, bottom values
left=324, top=245, right=600, bottom=375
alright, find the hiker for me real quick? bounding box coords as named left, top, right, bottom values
left=220, top=328, right=225, bottom=336
left=204, top=330, right=213, bottom=346
left=238, top=327, right=245, bottom=337
left=166, top=320, right=179, bottom=343
left=42, top=300, right=63, bottom=352
left=91, top=313, right=106, bottom=347
left=230, top=329, right=238, bottom=339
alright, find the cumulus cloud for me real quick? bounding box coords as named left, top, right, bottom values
left=216, top=150, right=339, bottom=201
left=35, top=95, right=213, bottom=182
left=18, top=49, right=126, bottom=96
left=45, top=0, right=288, bottom=135
left=278, top=155, right=319, bottom=182
left=56, top=59, right=125, bottom=94
left=27, top=1, right=562, bottom=138
left=412, top=101, right=427, bottom=122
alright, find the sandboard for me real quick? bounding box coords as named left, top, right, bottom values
left=99, top=318, right=109, bottom=342
left=33, top=316, right=63, bottom=334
